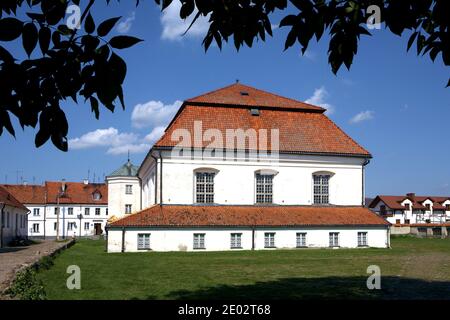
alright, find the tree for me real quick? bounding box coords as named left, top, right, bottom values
left=0, top=0, right=448, bottom=151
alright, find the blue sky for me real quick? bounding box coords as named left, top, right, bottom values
left=1, top=1, right=449, bottom=197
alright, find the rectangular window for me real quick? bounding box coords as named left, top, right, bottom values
left=85, top=208, right=90, bottom=215
left=329, top=232, right=339, bottom=247
left=446, top=204, right=450, bottom=211
left=195, top=172, right=215, bottom=203
left=84, top=222, right=90, bottom=230
left=54, top=222, right=57, bottom=231
left=33, top=223, right=39, bottom=233
left=296, top=232, right=307, bottom=247
left=137, top=234, right=151, bottom=250
left=54, top=207, right=58, bottom=215
left=256, top=174, right=273, bottom=204
left=395, top=219, right=401, bottom=224
left=68, top=208, right=73, bottom=215
left=95, top=208, right=100, bottom=215
left=264, top=232, right=276, bottom=248
left=125, top=185, right=133, bottom=195
left=230, top=233, right=242, bottom=249
left=314, top=175, right=330, bottom=204
left=193, top=233, right=205, bottom=249
left=405, top=219, right=410, bottom=224
left=405, top=203, right=411, bottom=210
left=125, top=204, right=132, bottom=214
left=33, top=208, right=40, bottom=216
left=67, top=222, right=76, bottom=231
left=106, top=208, right=108, bottom=216
left=357, top=232, right=368, bottom=247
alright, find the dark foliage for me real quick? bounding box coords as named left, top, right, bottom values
left=0, top=0, right=448, bottom=151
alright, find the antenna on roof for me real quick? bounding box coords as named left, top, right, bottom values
left=236, top=79, right=239, bottom=83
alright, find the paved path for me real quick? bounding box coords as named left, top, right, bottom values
left=0, top=240, right=74, bottom=297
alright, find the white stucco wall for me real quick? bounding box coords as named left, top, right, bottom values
left=140, top=152, right=366, bottom=207
left=107, top=176, right=141, bottom=217
left=25, top=204, right=108, bottom=238
left=107, top=227, right=389, bottom=252
left=1, top=204, right=29, bottom=244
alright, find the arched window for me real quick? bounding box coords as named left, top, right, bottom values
left=312, top=171, right=334, bottom=204
left=194, top=168, right=219, bottom=203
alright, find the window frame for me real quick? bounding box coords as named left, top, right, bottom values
left=85, top=207, right=90, bottom=216
left=264, top=232, right=276, bottom=248
left=125, top=204, right=132, bottom=214
left=230, top=233, right=242, bottom=249
left=255, top=173, right=274, bottom=204
left=193, top=233, right=206, bottom=250
left=32, top=223, right=39, bottom=233
left=296, top=232, right=307, bottom=248
left=329, top=232, right=339, bottom=247
left=137, top=233, right=151, bottom=250
left=313, top=174, right=331, bottom=205
left=125, top=185, right=133, bottom=195
left=33, top=208, right=40, bottom=216
left=68, top=207, right=74, bottom=215
left=95, top=208, right=101, bottom=215
left=357, top=232, right=368, bottom=247
left=195, top=172, right=215, bottom=204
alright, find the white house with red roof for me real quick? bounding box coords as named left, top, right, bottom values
left=2, top=181, right=108, bottom=239
left=0, top=186, right=29, bottom=247
left=369, top=193, right=450, bottom=237
left=106, top=83, right=390, bottom=252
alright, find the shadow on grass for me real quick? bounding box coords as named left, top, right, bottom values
left=134, top=276, right=450, bottom=300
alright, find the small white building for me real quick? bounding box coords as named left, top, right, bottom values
left=2, top=181, right=108, bottom=239
left=0, top=186, right=29, bottom=247
left=106, top=83, right=390, bottom=252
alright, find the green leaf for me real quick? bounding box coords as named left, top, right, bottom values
left=97, top=16, right=121, bottom=37
left=39, top=26, right=51, bottom=54
left=90, top=96, right=100, bottom=119
left=0, top=18, right=24, bottom=41
left=0, top=45, right=14, bottom=63
left=85, top=12, right=95, bottom=34
left=22, top=23, right=38, bottom=57
left=407, top=31, right=417, bottom=52
left=109, top=36, right=143, bottom=49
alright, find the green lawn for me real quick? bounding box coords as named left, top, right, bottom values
left=36, top=236, right=450, bottom=300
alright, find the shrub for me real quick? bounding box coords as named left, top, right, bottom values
left=7, top=268, right=46, bottom=300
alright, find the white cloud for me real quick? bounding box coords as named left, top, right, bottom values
left=302, top=49, right=316, bottom=61
left=131, top=100, right=182, bottom=129
left=350, top=110, right=375, bottom=124
left=69, top=127, right=150, bottom=155
left=305, top=87, right=335, bottom=115
left=117, top=12, right=136, bottom=34
left=160, top=1, right=209, bottom=41
left=144, top=126, right=166, bottom=144
left=69, top=128, right=138, bottom=149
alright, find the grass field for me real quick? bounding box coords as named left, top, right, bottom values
left=36, top=236, right=450, bottom=300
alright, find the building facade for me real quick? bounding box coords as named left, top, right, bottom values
left=0, top=186, right=29, bottom=247
left=369, top=193, right=450, bottom=237
left=107, top=83, right=390, bottom=252
left=2, top=181, right=108, bottom=239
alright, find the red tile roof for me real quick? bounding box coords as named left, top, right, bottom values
left=369, top=195, right=450, bottom=210
left=45, top=182, right=108, bottom=205
left=155, top=87, right=371, bottom=157
left=1, top=184, right=46, bottom=204
left=109, top=205, right=389, bottom=228
left=0, top=186, right=28, bottom=211
left=2, top=182, right=108, bottom=205
left=186, top=83, right=325, bottom=111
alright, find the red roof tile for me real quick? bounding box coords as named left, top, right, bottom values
left=1, top=184, right=46, bottom=204
left=109, top=205, right=389, bottom=228
left=155, top=104, right=371, bottom=157
left=45, top=182, right=107, bottom=205
left=186, top=83, right=325, bottom=111
left=0, top=186, right=28, bottom=211
left=2, top=182, right=108, bottom=205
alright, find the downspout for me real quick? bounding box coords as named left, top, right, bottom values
left=0, top=203, right=5, bottom=248
left=105, top=225, right=109, bottom=252
left=362, top=159, right=370, bottom=206
left=160, top=154, right=163, bottom=205
left=150, top=153, right=159, bottom=205
left=251, top=227, right=255, bottom=250
left=121, top=227, right=126, bottom=252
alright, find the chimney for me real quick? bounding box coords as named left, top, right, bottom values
left=406, top=193, right=416, bottom=200
left=61, top=179, right=66, bottom=193
left=83, top=179, right=89, bottom=185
